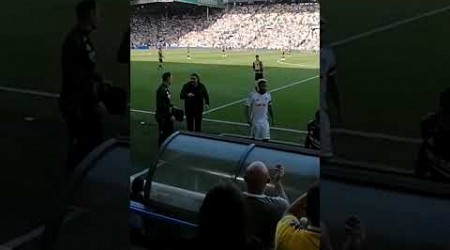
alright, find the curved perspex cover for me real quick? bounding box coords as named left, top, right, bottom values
left=146, top=133, right=319, bottom=224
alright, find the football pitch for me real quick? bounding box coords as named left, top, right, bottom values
left=130, top=49, right=320, bottom=172
left=322, top=0, right=450, bottom=172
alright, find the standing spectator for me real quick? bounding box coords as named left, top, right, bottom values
left=275, top=182, right=320, bottom=250
left=245, top=79, right=275, bottom=142
left=243, top=162, right=289, bottom=249
left=416, top=87, right=450, bottom=181
left=180, top=73, right=210, bottom=132
left=155, top=72, right=176, bottom=146
left=60, top=0, right=108, bottom=172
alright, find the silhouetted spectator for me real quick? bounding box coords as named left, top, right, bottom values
left=60, top=0, right=108, bottom=172
left=275, top=181, right=320, bottom=250
left=243, top=161, right=289, bottom=249
left=416, top=88, right=450, bottom=181
left=195, top=182, right=264, bottom=250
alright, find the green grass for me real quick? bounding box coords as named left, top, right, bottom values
left=322, top=0, right=450, bottom=171
left=131, top=49, right=319, bottom=172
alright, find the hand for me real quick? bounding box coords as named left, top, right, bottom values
left=187, top=93, right=195, bottom=97
left=204, top=104, right=209, bottom=110
left=272, top=164, right=285, bottom=184
left=170, top=116, right=176, bottom=122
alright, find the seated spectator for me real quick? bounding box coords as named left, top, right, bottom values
left=194, top=182, right=264, bottom=250
left=243, top=161, right=289, bottom=249
left=416, top=88, right=450, bottom=181
left=275, top=181, right=320, bottom=250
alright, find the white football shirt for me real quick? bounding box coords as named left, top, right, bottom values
left=246, top=91, right=272, bottom=124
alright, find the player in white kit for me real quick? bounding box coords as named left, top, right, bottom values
left=245, top=79, right=274, bottom=142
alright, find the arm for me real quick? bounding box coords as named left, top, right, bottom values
left=271, top=165, right=288, bottom=203
left=245, top=94, right=252, bottom=124
left=286, top=192, right=307, bottom=219
left=326, top=58, right=340, bottom=121
left=245, top=106, right=252, bottom=125
left=252, top=62, right=255, bottom=71
left=268, top=103, right=274, bottom=125
left=180, top=84, right=188, bottom=100
left=203, top=85, right=210, bottom=106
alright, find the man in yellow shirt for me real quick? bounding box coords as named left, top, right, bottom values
left=275, top=182, right=320, bottom=250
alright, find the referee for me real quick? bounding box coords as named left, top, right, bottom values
left=155, top=72, right=176, bottom=146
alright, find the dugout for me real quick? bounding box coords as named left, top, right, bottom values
left=130, top=131, right=319, bottom=239
left=2, top=138, right=131, bottom=249
left=49, top=138, right=130, bottom=250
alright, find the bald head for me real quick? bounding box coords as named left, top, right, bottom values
left=244, top=161, right=270, bottom=194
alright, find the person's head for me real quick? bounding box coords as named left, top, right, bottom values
left=257, top=79, right=268, bottom=94
left=244, top=161, right=270, bottom=195
left=162, top=72, right=172, bottom=85
left=190, top=73, right=200, bottom=85
left=76, top=0, right=98, bottom=31
left=440, top=88, right=450, bottom=114
left=255, top=55, right=259, bottom=60
left=306, top=182, right=320, bottom=227
left=131, top=178, right=145, bottom=194
left=198, top=182, right=247, bottom=247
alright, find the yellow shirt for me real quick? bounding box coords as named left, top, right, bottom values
left=275, top=215, right=320, bottom=250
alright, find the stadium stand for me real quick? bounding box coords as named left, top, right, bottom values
left=131, top=2, right=319, bottom=51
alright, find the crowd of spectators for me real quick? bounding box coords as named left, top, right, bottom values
left=131, top=3, right=319, bottom=51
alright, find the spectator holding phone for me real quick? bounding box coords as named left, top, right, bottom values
left=243, top=161, right=289, bottom=250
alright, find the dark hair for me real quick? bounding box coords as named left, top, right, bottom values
left=257, top=79, right=267, bottom=87
left=256, top=55, right=259, bottom=58
left=162, top=72, right=171, bottom=82
left=131, top=178, right=145, bottom=193
left=190, top=73, right=200, bottom=82
left=198, top=182, right=247, bottom=248
left=315, top=110, right=320, bottom=121
left=76, top=0, right=96, bottom=20
left=440, top=88, right=450, bottom=112
left=306, top=182, right=320, bottom=227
